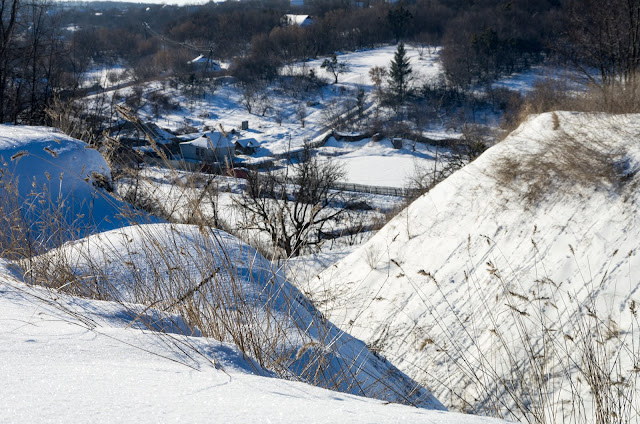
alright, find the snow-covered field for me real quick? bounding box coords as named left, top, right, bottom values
left=301, top=45, right=443, bottom=89
left=307, top=112, right=640, bottom=421
left=81, top=66, right=131, bottom=89
left=317, top=136, right=443, bottom=187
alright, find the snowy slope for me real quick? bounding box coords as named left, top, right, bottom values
left=0, top=125, right=143, bottom=239
left=27, top=223, right=444, bottom=410
left=0, top=265, right=514, bottom=423
left=310, top=112, right=640, bottom=420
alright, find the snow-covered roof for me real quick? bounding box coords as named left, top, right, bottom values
left=181, top=132, right=234, bottom=149
left=188, top=54, right=205, bottom=64
left=235, top=138, right=259, bottom=148
left=187, top=55, right=221, bottom=69
left=283, top=14, right=313, bottom=26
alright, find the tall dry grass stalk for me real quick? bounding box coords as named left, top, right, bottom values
left=0, top=154, right=434, bottom=408
left=379, top=236, right=640, bottom=423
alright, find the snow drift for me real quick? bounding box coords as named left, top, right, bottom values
left=1, top=265, right=512, bottom=423
left=0, top=125, right=142, bottom=248
left=26, top=223, right=444, bottom=410
left=310, top=112, right=640, bottom=421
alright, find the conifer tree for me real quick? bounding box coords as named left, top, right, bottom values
left=388, top=43, right=412, bottom=104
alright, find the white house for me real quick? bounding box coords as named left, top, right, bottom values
left=179, top=131, right=235, bottom=164
left=282, top=14, right=314, bottom=27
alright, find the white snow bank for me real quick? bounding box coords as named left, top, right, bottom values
left=310, top=112, right=640, bottom=421
left=30, top=223, right=444, bottom=410
left=0, top=125, right=145, bottom=239
left=0, top=268, right=512, bottom=423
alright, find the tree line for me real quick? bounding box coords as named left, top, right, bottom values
left=1, top=0, right=640, bottom=129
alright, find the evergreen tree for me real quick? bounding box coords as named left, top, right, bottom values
left=387, top=7, right=413, bottom=44
left=388, top=43, right=412, bottom=104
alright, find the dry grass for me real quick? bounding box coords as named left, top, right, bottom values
left=0, top=157, right=433, bottom=408
left=504, top=74, right=640, bottom=133
left=493, top=124, right=628, bottom=206
left=384, top=237, right=640, bottom=423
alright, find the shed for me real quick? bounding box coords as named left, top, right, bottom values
left=179, top=131, right=235, bottom=164
left=187, top=55, right=222, bottom=72
left=235, top=138, right=260, bottom=155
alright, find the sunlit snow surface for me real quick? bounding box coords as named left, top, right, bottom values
left=0, top=125, right=143, bottom=235
left=310, top=112, right=640, bottom=420
left=2, top=246, right=508, bottom=423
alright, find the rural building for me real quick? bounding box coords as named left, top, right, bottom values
left=235, top=138, right=260, bottom=155
left=282, top=14, right=314, bottom=27
left=179, top=131, right=235, bottom=164
left=187, top=55, right=222, bottom=72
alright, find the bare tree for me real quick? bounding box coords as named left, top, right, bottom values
left=321, top=54, right=350, bottom=84
left=0, top=0, right=19, bottom=122
left=295, top=102, right=307, bottom=128
left=565, top=0, right=640, bottom=90
left=369, top=66, right=387, bottom=103
left=234, top=147, right=350, bottom=258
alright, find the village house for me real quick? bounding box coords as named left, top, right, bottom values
left=179, top=131, right=235, bottom=164
left=235, top=138, right=260, bottom=155
left=281, top=14, right=314, bottom=27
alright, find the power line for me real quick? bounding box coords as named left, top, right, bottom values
left=142, top=22, right=215, bottom=54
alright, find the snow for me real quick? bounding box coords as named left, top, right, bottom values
left=0, top=268, right=511, bottom=423
left=85, top=45, right=452, bottom=189
left=0, top=125, right=144, bottom=237
left=317, top=137, right=443, bottom=187
left=302, top=45, right=443, bottom=89
left=284, top=14, right=312, bottom=26
left=81, top=66, right=130, bottom=89
left=29, top=222, right=444, bottom=409
left=491, top=66, right=588, bottom=94
left=307, top=112, right=640, bottom=420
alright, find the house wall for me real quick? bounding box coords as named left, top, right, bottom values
left=179, top=143, right=199, bottom=161
left=179, top=143, right=235, bottom=164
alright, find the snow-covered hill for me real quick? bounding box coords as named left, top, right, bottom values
left=0, top=125, right=143, bottom=241
left=3, top=268, right=509, bottom=423
left=23, top=222, right=444, bottom=410
left=0, top=125, right=452, bottom=419
left=309, top=112, right=640, bottom=421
